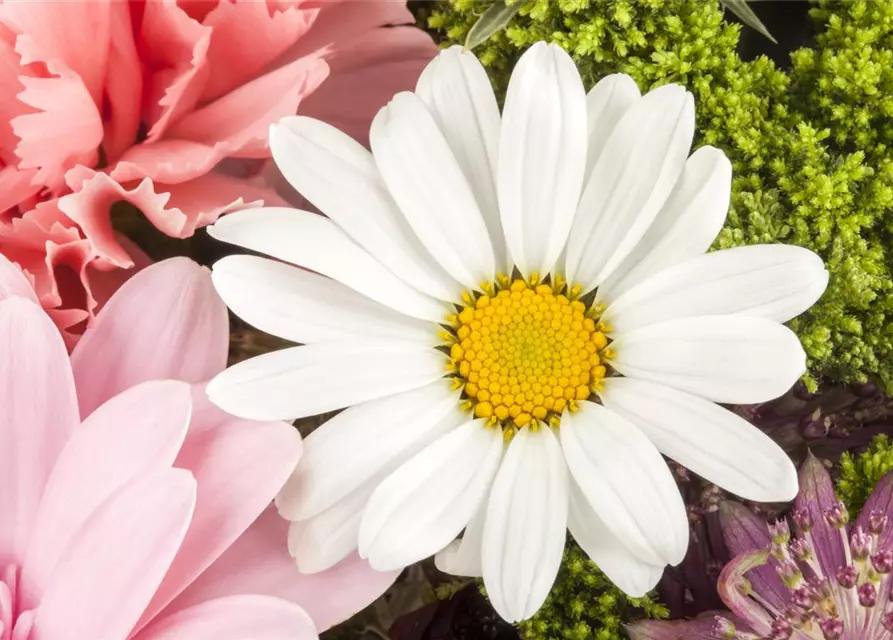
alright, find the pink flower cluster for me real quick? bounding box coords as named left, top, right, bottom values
left=0, top=0, right=435, bottom=344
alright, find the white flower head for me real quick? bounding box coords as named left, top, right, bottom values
left=206, top=42, right=829, bottom=623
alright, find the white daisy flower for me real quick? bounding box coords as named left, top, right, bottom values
left=206, top=43, right=829, bottom=622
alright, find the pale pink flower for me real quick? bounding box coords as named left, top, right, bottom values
left=0, top=255, right=396, bottom=638
left=0, top=0, right=436, bottom=340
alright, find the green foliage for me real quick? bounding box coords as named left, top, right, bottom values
left=837, top=434, right=893, bottom=514
left=424, top=0, right=893, bottom=394
left=514, top=542, right=668, bottom=640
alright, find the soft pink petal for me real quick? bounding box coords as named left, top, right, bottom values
left=29, top=469, right=197, bottom=640
left=0, top=296, right=78, bottom=565
left=299, top=26, right=436, bottom=146
left=70, top=257, right=229, bottom=416
left=166, top=508, right=398, bottom=632
left=139, top=0, right=211, bottom=140
left=102, top=0, right=142, bottom=163
left=110, top=139, right=231, bottom=185
left=137, top=418, right=302, bottom=627
left=167, top=54, right=329, bottom=158
left=0, top=27, right=30, bottom=165
left=22, top=381, right=192, bottom=600
left=0, top=252, right=38, bottom=302
left=201, top=0, right=317, bottom=102
left=134, top=595, right=317, bottom=640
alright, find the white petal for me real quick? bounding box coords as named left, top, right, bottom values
left=567, top=479, right=664, bottom=597
left=566, top=84, right=695, bottom=291
left=481, top=426, right=568, bottom=623
left=212, top=255, right=435, bottom=345
left=416, top=46, right=506, bottom=270
left=270, top=117, right=460, bottom=302
left=604, top=244, right=829, bottom=333
left=206, top=342, right=445, bottom=421
left=599, top=377, right=798, bottom=502
left=435, top=504, right=485, bottom=578
left=208, top=208, right=448, bottom=322
left=610, top=315, right=807, bottom=404
left=497, top=42, right=588, bottom=277
left=359, top=419, right=503, bottom=571
left=597, top=145, right=732, bottom=302
left=276, top=381, right=463, bottom=521
left=584, top=73, right=641, bottom=179
left=287, top=486, right=369, bottom=573
left=371, top=92, right=495, bottom=288
left=560, top=402, right=688, bottom=566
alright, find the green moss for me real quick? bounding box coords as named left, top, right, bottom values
left=837, top=434, right=893, bottom=514
left=514, top=542, right=668, bottom=640
left=424, top=0, right=893, bottom=394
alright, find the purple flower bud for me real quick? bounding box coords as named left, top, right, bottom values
left=872, top=549, right=893, bottom=574
left=769, top=519, right=791, bottom=545
left=819, top=618, right=844, bottom=639
left=776, top=559, right=802, bottom=587
left=712, top=616, right=737, bottom=639
left=837, top=565, right=858, bottom=589
left=869, top=509, right=888, bottom=536
left=811, top=577, right=834, bottom=602
left=850, top=526, right=872, bottom=560
left=858, top=582, right=878, bottom=608
left=789, top=537, right=812, bottom=562
left=768, top=618, right=793, bottom=640
left=824, top=502, right=849, bottom=529
left=791, top=585, right=813, bottom=608
left=792, top=508, right=813, bottom=533
left=883, top=610, right=893, bottom=631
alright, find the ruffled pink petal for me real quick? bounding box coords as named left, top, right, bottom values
left=0, top=26, right=30, bottom=165
left=0, top=164, right=41, bottom=217
left=0, top=296, right=78, bottom=565
left=299, top=26, right=436, bottom=146
left=102, top=0, right=143, bottom=164
left=29, top=469, right=197, bottom=640
left=0, top=1, right=110, bottom=105
left=139, top=0, right=211, bottom=140
left=200, top=0, right=317, bottom=102
left=167, top=54, right=329, bottom=158
left=70, top=257, right=229, bottom=416
left=136, top=417, right=302, bottom=628
left=22, top=381, right=192, bottom=601
left=165, top=508, right=399, bottom=633
left=134, top=594, right=317, bottom=640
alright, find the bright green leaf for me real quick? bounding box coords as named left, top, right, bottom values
left=464, top=1, right=522, bottom=51
left=720, top=0, right=778, bottom=44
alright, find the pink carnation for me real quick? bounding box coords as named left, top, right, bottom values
left=0, top=256, right=396, bottom=638
left=0, top=0, right=436, bottom=341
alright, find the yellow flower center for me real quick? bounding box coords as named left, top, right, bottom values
left=444, top=276, right=611, bottom=430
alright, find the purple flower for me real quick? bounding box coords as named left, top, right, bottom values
left=629, top=452, right=893, bottom=639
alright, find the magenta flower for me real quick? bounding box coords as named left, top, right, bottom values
left=630, top=453, right=893, bottom=640
left=0, top=256, right=396, bottom=638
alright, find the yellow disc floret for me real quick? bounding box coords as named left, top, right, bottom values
left=445, top=277, right=611, bottom=430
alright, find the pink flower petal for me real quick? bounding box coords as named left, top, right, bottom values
left=134, top=594, right=317, bottom=640
left=29, top=469, right=197, bottom=640
left=70, top=257, right=229, bottom=416
left=137, top=417, right=301, bottom=627
left=0, top=165, right=41, bottom=215
left=139, top=0, right=211, bottom=140
left=165, top=508, right=398, bottom=633
left=0, top=296, right=78, bottom=563
left=300, top=26, right=436, bottom=146
left=200, top=0, right=317, bottom=102
left=795, top=452, right=846, bottom=577
left=0, top=26, right=30, bottom=165
left=0, top=251, right=37, bottom=303
left=102, top=1, right=143, bottom=164
left=22, top=380, right=192, bottom=599
left=167, top=54, right=329, bottom=158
